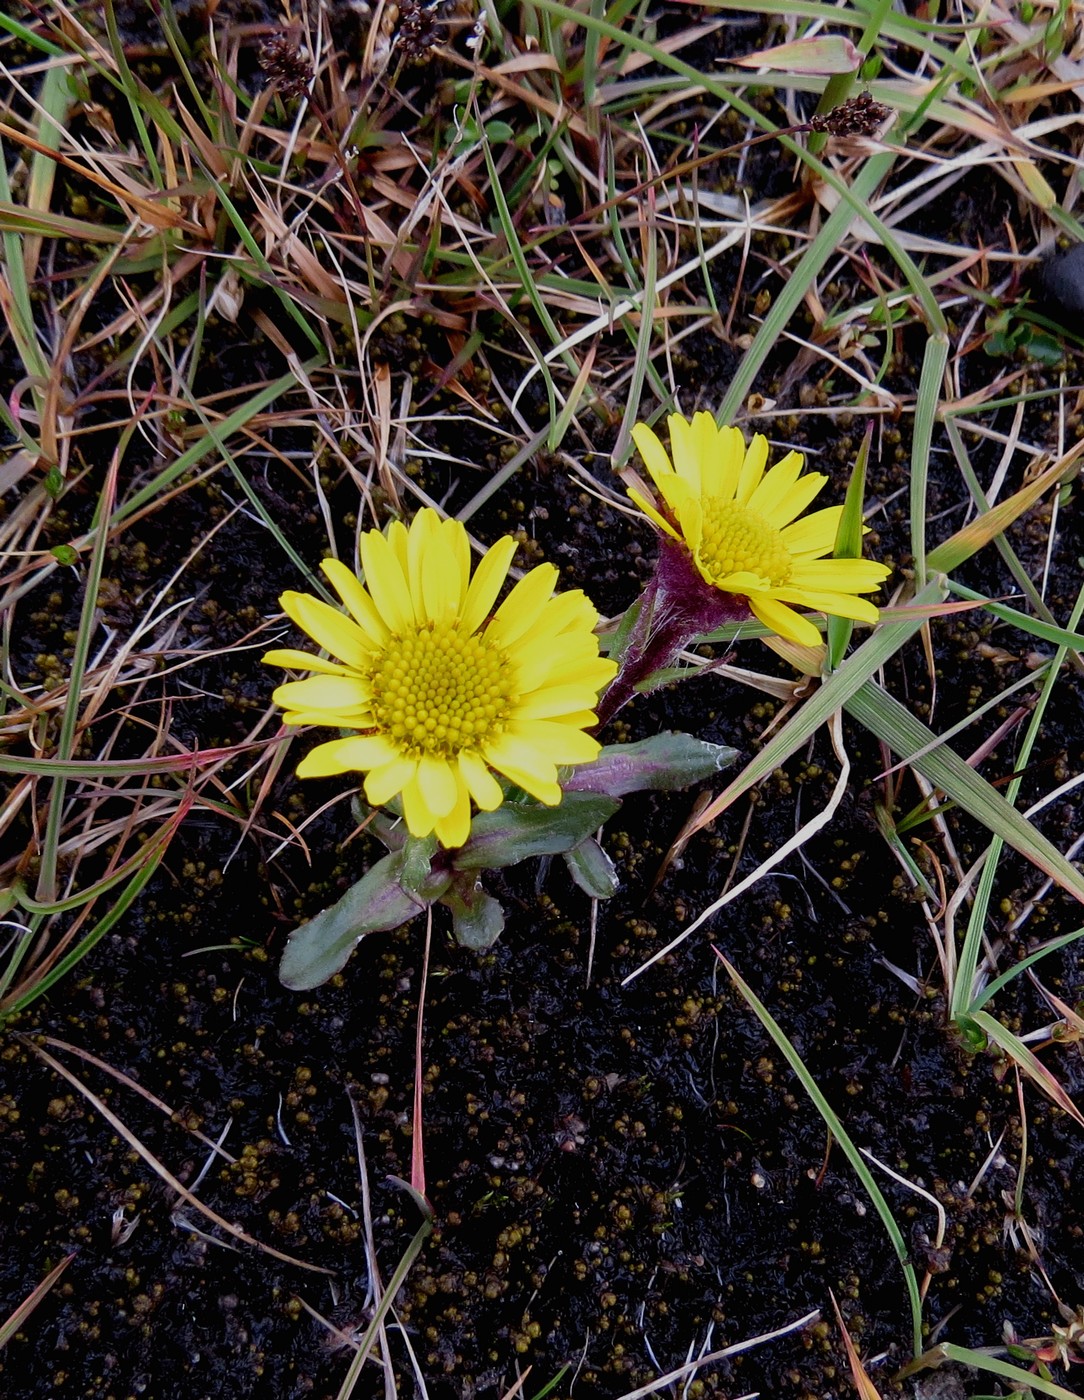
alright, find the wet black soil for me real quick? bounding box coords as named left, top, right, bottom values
left=3, top=5, right=1084, bottom=1400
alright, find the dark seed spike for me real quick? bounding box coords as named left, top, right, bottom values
left=810, top=91, right=894, bottom=138
left=396, top=0, right=444, bottom=61
left=258, top=32, right=314, bottom=101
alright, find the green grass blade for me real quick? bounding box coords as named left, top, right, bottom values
left=0, top=13, right=65, bottom=52
left=111, top=365, right=322, bottom=530
left=843, top=681, right=1084, bottom=910
left=969, top=1010, right=1084, bottom=1127
left=928, top=1343, right=1083, bottom=1400
left=718, top=952, right=923, bottom=1357
left=949, top=577, right=1084, bottom=1022
left=931, top=431, right=1082, bottom=580
left=946, top=583, right=1084, bottom=652
left=689, top=578, right=947, bottom=829
left=909, top=333, right=949, bottom=587
left=2, top=845, right=166, bottom=1024
left=34, top=437, right=124, bottom=902
left=825, top=425, right=872, bottom=669
left=611, top=195, right=658, bottom=466
left=972, top=924, right=1084, bottom=1012
left=0, top=1253, right=75, bottom=1348
left=332, top=1205, right=434, bottom=1400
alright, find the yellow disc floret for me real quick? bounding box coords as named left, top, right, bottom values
left=698, top=497, right=793, bottom=589
left=369, top=623, right=513, bottom=753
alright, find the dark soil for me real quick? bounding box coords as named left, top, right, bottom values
left=2, top=5, right=1084, bottom=1400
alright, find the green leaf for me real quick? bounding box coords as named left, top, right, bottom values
left=400, top=833, right=441, bottom=895
left=279, top=851, right=448, bottom=991
left=564, top=837, right=619, bottom=899
left=442, top=876, right=505, bottom=950
left=1026, top=329, right=1065, bottom=366
left=565, top=733, right=737, bottom=797
left=728, top=36, right=860, bottom=74
left=452, top=793, right=620, bottom=870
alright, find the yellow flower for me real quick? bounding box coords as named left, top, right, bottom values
left=629, top=412, right=891, bottom=647
left=265, top=508, right=617, bottom=848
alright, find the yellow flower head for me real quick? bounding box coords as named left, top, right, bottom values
left=629, top=412, right=891, bottom=647
left=265, top=508, right=617, bottom=848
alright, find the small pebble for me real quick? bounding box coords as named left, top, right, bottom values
left=1038, top=243, right=1084, bottom=317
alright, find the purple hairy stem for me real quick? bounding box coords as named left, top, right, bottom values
left=595, top=537, right=750, bottom=728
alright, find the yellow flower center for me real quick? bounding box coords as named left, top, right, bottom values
left=368, top=621, right=514, bottom=757
left=698, top=497, right=793, bottom=587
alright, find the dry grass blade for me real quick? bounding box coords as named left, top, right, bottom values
left=24, top=1038, right=334, bottom=1275
left=829, top=1290, right=884, bottom=1399
left=0, top=117, right=200, bottom=232
left=609, top=1307, right=821, bottom=1400
left=0, top=1251, right=75, bottom=1349
left=37, top=1034, right=237, bottom=1163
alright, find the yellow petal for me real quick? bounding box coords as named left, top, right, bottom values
left=461, top=534, right=518, bottom=634
left=420, top=522, right=463, bottom=624
left=443, top=515, right=472, bottom=605
left=632, top=421, right=677, bottom=493
left=297, top=734, right=399, bottom=777
left=667, top=413, right=702, bottom=493
left=757, top=466, right=826, bottom=529
left=772, top=587, right=881, bottom=622
left=503, top=720, right=601, bottom=766
left=627, top=487, right=679, bottom=540
left=515, top=683, right=610, bottom=719
left=514, top=645, right=614, bottom=694
left=551, top=590, right=601, bottom=635
left=550, top=709, right=600, bottom=729
left=748, top=595, right=822, bottom=647
left=789, top=559, right=890, bottom=591
left=364, top=756, right=418, bottom=807
left=676, top=493, right=704, bottom=555
left=400, top=770, right=437, bottom=838
left=406, top=509, right=439, bottom=613
left=280, top=592, right=374, bottom=670
left=747, top=451, right=807, bottom=521
left=273, top=675, right=371, bottom=711
left=483, top=733, right=559, bottom=795
left=779, top=506, right=843, bottom=557
left=488, top=563, right=558, bottom=648
left=435, top=782, right=472, bottom=848
left=714, top=424, right=747, bottom=499
left=360, top=525, right=415, bottom=633
left=485, top=759, right=561, bottom=806
left=509, top=589, right=598, bottom=657
left=735, top=433, right=769, bottom=503
left=279, top=707, right=372, bottom=727
left=455, top=752, right=501, bottom=811
left=416, top=753, right=459, bottom=818
left=385, top=517, right=411, bottom=575
left=321, top=557, right=388, bottom=644
left=263, top=648, right=353, bottom=676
